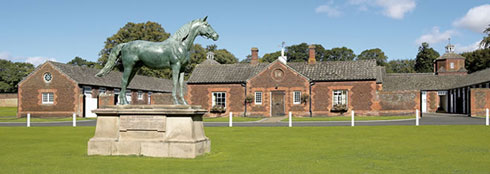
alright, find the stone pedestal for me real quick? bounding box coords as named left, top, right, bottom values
left=87, top=105, right=210, bottom=158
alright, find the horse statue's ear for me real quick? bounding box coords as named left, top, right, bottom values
left=203, top=16, right=208, bottom=22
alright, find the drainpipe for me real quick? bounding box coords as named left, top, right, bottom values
left=309, top=81, right=315, bottom=117
left=241, top=83, right=247, bottom=117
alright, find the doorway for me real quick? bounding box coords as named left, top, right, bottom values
left=271, top=91, right=285, bottom=116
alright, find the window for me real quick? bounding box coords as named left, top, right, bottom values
left=137, top=91, right=143, bottom=100
left=450, top=62, right=454, bottom=69
left=333, top=90, right=348, bottom=106
left=84, top=86, right=92, bottom=95
left=98, top=87, right=106, bottom=94
left=42, top=92, right=54, bottom=104
left=212, top=92, right=226, bottom=107
left=148, top=92, right=152, bottom=104
left=255, top=92, right=262, bottom=104
left=293, top=91, right=301, bottom=104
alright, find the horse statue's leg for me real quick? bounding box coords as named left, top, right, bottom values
left=171, top=63, right=181, bottom=105
left=179, top=72, right=188, bottom=105
left=119, top=56, right=137, bottom=105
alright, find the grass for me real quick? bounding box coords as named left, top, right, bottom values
left=0, top=126, right=489, bottom=173
left=0, top=107, right=17, bottom=117
left=204, top=116, right=263, bottom=122
left=283, top=115, right=415, bottom=122
left=0, top=116, right=95, bottom=122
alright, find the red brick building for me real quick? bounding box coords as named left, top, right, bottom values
left=187, top=44, right=490, bottom=117
left=17, top=61, right=173, bottom=118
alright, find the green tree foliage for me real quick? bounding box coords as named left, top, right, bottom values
left=67, top=56, right=98, bottom=68
left=240, top=54, right=252, bottom=63
left=325, top=47, right=356, bottom=61
left=386, top=59, right=416, bottom=73
left=286, top=43, right=309, bottom=62
left=0, top=60, right=34, bottom=92
left=98, top=21, right=170, bottom=75
left=462, top=48, right=490, bottom=73
left=480, top=24, right=490, bottom=49
left=213, top=48, right=238, bottom=64
left=260, top=51, right=281, bottom=63
left=414, top=42, right=440, bottom=73
left=357, top=48, right=388, bottom=66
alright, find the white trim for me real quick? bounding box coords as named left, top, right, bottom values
left=42, top=92, right=54, bottom=104
left=332, top=90, right=348, bottom=106
left=450, top=62, right=454, bottom=69
left=137, top=91, right=143, bottom=100
left=212, top=92, right=226, bottom=108
left=98, top=87, right=106, bottom=94
left=293, top=91, right=301, bottom=104
left=255, top=92, right=262, bottom=105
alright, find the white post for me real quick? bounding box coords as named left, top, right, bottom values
left=72, top=113, right=76, bottom=127
left=229, top=112, right=233, bottom=127
left=486, top=108, right=489, bottom=126
left=416, top=109, right=419, bottom=126
left=289, top=112, right=292, bottom=127
left=351, top=110, right=355, bottom=127
left=27, top=113, right=30, bottom=127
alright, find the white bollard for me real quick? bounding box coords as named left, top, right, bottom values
left=351, top=110, right=355, bottom=127
left=72, top=113, right=76, bottom=127
left=229, top=112, right=233, bottom=127
left=486, top=108, right=489, bottom=126
left=416, top=109, right=419, bottom=126
left=27, top=113, right=30, bottom=127
left=289, top=112, right=292, bottom=127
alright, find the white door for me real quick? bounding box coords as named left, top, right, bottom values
left=84, top=87, right=98, bottom=118
left=421, top=91, right=427, bottom=113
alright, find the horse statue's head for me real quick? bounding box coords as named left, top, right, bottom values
left=196, top=16, right=219, bottom=41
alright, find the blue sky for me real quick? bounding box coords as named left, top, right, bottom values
left=1, top=0, right=489, bottom=66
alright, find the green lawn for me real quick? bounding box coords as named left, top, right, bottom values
left=283, top=115, right=415, bottom=122
left=0, top=107, right=17, bottom=116
left=204, top=116, right=264, bottom=122
left=0, top=126, right=489, bottom=173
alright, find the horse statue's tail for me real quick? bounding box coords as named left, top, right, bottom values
left=95, top=43, right=126, bottom=77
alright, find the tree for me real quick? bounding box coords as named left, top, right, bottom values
left=0, top=60, right=34, bottom=92
left=240, top=54, right=252, bottom=63
left=325, top=47, right=356, bottom=61
left=260, top=51, right=281, bottom=63
left=212, top=48, right=238, bottom=64
left=357, top=48, right=388, bottom=66
left=386, top=59, right=416, bottom=73
left=98, top=21, right=170, bottom=76
left=286, top=43, right=309, bottom=62
left=414, top=42, right=440, bottom=73
left=462, top=48, right=490, bottom=73
left=480, top=24, right=490, bottom=49
left=67, top=56, right=98, bottom=68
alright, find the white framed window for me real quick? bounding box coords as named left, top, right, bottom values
left=255, top=92, right=262, bottom=105
left=83, top=86, right=92, bottom=95
left=212, top=92, right=226, bottom=107
left=148, top=92, right=152, bottom=104
left=42, top=92, right=54, bottom=104
left=293, top=91, right=301, bottom=104
left=98, top=87, right=106, bottom=94
left=333, top=90, right=348, bottom=106
left=137, top=91, right=143, bottom=100
left=450, top=62, right=454, bottom=69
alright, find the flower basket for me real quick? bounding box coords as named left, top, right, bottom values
left=210, top=105, right=226, bottom=113
left=245, top=94, right=254, bottom=104
left=331, top=104, right=347, bottom=113
left=300, top=94, right=309, bottom=104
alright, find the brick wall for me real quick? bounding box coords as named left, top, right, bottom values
left=375, top=90, right=420, bottom=115
left=187, top=83, right=244, bottom=117
left=0, top=93, right=17, bottom=107
left=17, top=63, right=80, bottom=117
left=470, top=88, right=490, bottom=117
left=151, top=93, right=174, bottom=105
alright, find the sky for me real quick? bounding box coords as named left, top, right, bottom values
left=0, top=0, right=489, bottom=66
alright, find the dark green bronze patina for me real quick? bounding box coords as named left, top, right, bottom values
left=96, top=17, right=218, bottom=105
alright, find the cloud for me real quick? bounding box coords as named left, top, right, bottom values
left=26, top=57, right=56, bottom=66
left=315, top=4, right=342, bottom=17
left=453, top=4, right=490, bottom=33
left=376, top=0, right=416, bottom=19
left=455, top=41, right=482, bottom=53
left=347, top=0, right=415, bottom=19
left=416, top=27, right=456, bottom=45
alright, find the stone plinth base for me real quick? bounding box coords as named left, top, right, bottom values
left=87, top=105, right=210, bottom=158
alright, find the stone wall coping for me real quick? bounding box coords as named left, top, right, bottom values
left=93, top=105, right=207, bottom=116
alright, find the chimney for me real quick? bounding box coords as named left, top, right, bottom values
left=251, top=47, right=259, bottom=65
left=308, top=45, right=316, bottom=64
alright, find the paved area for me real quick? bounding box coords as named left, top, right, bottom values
left=0, top=113, right=485, bottom=127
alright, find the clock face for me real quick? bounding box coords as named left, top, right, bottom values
left=44, top=72, right=52, bottom=82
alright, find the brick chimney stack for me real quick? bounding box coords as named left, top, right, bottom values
left=308, top=45, right=316, bottom=64
left=251, top=47, right=259, bottom=65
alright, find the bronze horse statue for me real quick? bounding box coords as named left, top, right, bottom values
left=96, top=17, right=219, bottom=105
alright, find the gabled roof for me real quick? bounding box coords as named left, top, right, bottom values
left=452, top=68, right=490, bottom=88
left=48, top=61, right=173, bottom=92
left=187, top=59, right=377, bottom=84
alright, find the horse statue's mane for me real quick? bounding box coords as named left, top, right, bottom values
left=169, top=19, right=201, bottom=42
